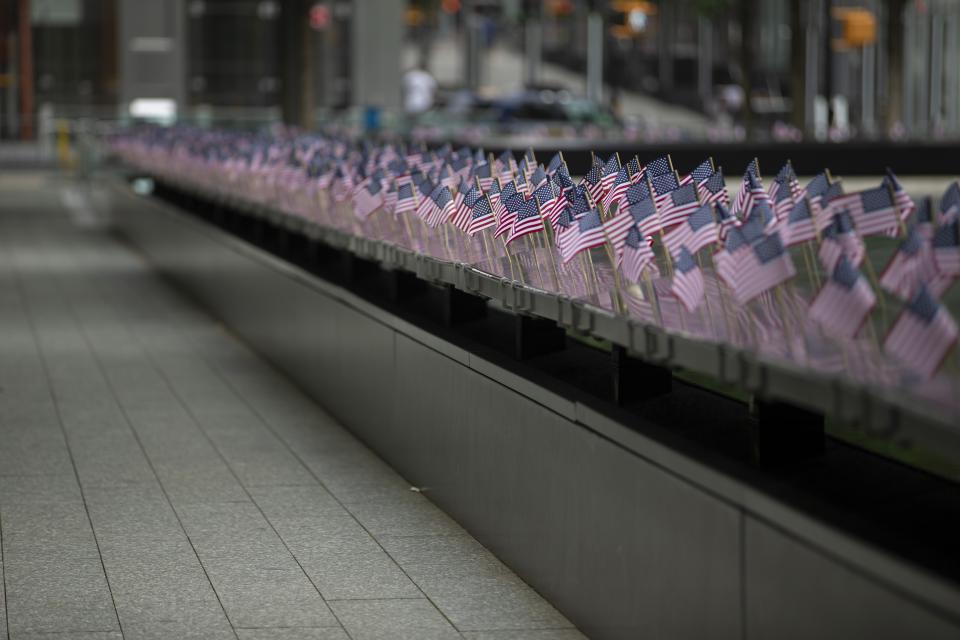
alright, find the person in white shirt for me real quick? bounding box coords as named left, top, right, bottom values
left=403, top=66, right=437, bottom=117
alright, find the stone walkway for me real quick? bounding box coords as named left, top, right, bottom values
left=0, top=173, right=584, bottom=640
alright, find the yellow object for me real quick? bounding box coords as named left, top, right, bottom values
left=832, top=7, right=877, bottom=48
left=56, top=119, right=75, bottom=171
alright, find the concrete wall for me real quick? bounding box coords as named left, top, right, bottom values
left=111, top=185, right=960, bottom=640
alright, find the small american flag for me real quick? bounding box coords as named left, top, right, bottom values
left=808, top=257, right=876, bottom=339
left=602, top=204, right=638, bottom=261
left=681, top=158, right=715, bottom=187
left=394, top=181, right=417, bottom=214
left=560, top=209, right=607, bottom=263
left=425, top=184, right=455, bottom=228
left=625, top=180, right=651, bottom=205
left=659, top=183, right=701, bottom=228
left=582, top=157, right=606, bottom=203
left=383, top=181, right=398, bottom=214
left=933, top=220, right=960, bottom=277
left=884, top=286, right=958, bottom=378
left=601, top=153, right=622, bottom=192
left=353, top=176, right=384, bottom=219
left=884, top=168, right=916, bottom=224
left=880, top=228, right=938, bottom=301
left=496, top=191, right=526, bottom=238
left=629, top=197, right=663, bottom=236
left=714, top=202, right=737, bottom=240
left=783, top=198, right=817, bottom=247
left=625, top=155, right=643, bottom=181
left=663, top=203, right=718, bottom=258
left=507, top=197, right=545, bottom=244
left=940, top=182, right=960, bottom=220
left=474, top=162, right=494, bottom=190
left=818, top=211, right=865, bottom=272
left=645, top=155, right=672, bottom=179
left=913, top=197, right=937, bottom=240
left=651, top=172, right=680, bottom=206
left=732, top=159, right=762, bottom=215
left=827, top=186, right=895, bottom=236
left=698, top=169, right=730, bottom=206
left=671, top=247, right=705, bottom=311
left=467, top=193, right=496, bottom=236
left=803, top=172, right=830, bottom=205
left=602, top=167, right=632, bottom=211
left=453, top=181, right=484, bottom=231
left=768, top=162, right=795, bottom=200
left=770, top=172, right=796, bottom=221
left=622, top=226, right=658, bottom=283
left=530, top=165, right=548, bottom=189
left=414, top=178, right=437, bottom=220
left=733, top=169, right=766, bottom=218
left=723, top=232, right=796, bottom=304
left=546, top=151, right=567, bottom=176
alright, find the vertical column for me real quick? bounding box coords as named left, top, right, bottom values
left=17, top=0, right=33, bottom=139
left=117, top=0, right=186, bottom=120
left=585, top=10, right=603, bottom=104
left=351, top=0, right=402, bottom=115
left=523, top=1, right=542, bottom=88
left=697, top=16, right=712, bottom=108
left=946, top=5, right=960, bottom=135
left=279, top=0, right=308, bottom=127
left=928, top=10, right=943, bottom=132
left=463, top=0, right=482, bottom=92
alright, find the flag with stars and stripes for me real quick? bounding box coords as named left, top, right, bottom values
left=496, top=192, right=526, bottom=238
left=560, top=209, right=607, bottom=263
left=818, top=211, right=865, bottom=272
left=670, top=247, right=705, bottom=311
left=651, top=172, right=680, bottom=207
left=697, top=169, right=729, bottom=206
left=582, top=157, right=606, bottom=203
left=659, top=183, right=701, bottom=228
left=602, top=204, right=638, bottom=261
left=663, top=203, right=718, bottom=258
left=884, top=168, right=916, bottom=225
left=720, top=231, right=796, bottom=305
left=601, top=153, right=622, bottom=192
left=879, top=228, right=938, bottom=301
left=393, top=181, right=417, bottom=214
left=831, top=186, right=900, bottom=236
left=940, top=182, right=960, bottom=220
left=929, top=220, right=960, bottom=296
left=453, top=181, right=484, bottom=231
left=353, top=175, right=384, bottom=219
left=625, top=180, right=651, bottom=206
left=644, top=155, right=672, bottom=179
left=629, top=197, right=663, bottom=237
left=622, top=226, right=658, bottom=283
left=602, top=167, right=632, bottom=211
left=466, top=193, right=496, bottom=236
left=808, top=257, right=877, bottom=339
left=546, top=152, right=567, bottom=176
left=507, top=197, right=546, bottom=244
left=884, top=286, right=958, bottom=378
left=425, top=184, right=455, bottom=228
left=625, top=155, right=643, bottom=181
left=474, top=162, right=494, bottom=190
left=733, top=168, right=766, bottom=218
left=782, top=198, right=818, bottom=247
left=680, top=158, right=715, bottom=187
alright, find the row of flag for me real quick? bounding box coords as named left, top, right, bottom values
left=112, top=126, right=960, bottom=382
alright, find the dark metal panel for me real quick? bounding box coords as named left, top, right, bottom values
left=332, top=303, right=396, bottom=442
left=745, top=517, right=960, bottom=640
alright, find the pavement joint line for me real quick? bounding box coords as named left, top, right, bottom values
left=9, top=222, right=125, bottom=639
left=36, top=206, right=241, bottom=640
